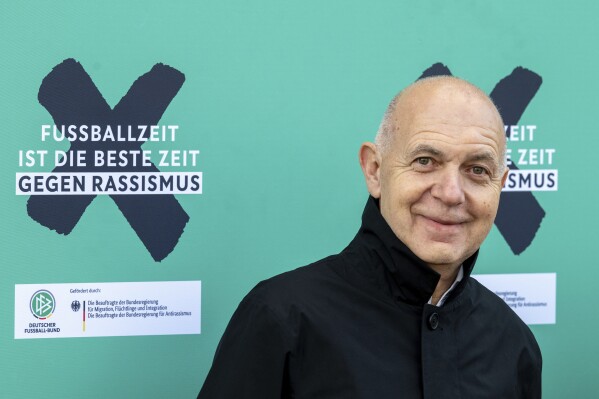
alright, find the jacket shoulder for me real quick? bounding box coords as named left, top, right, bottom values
left=248, top=254, right=342, bottom=307
left=467, top=277, right=542, bottom=355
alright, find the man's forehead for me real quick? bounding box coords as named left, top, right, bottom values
left=392, top=78, right=505, bottom=144
left=397, top=79, right=496, bottom=117
left=405, top=138, right=502, bottom=161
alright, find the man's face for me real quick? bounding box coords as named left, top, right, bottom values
left=375, top=83, right=507, bottom=268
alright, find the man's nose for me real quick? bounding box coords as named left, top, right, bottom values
left=430, top=168, right=465, bottom=206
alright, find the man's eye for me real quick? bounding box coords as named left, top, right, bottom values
left=416, top=157, right=431, bottom=166
left=472, top=166, right=488, bottom=175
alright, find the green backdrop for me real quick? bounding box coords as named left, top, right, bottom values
left=2, top=1, right=596, bottom=397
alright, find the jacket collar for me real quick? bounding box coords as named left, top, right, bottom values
left=349, top=196, right=478, bottom=305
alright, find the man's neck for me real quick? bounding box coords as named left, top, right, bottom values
left=428, top=263, right=462, bottom=306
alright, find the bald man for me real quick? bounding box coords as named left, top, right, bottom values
left=198, top=77, right=542, bottom=399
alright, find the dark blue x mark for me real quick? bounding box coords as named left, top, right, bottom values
left=419, top=63, right=545, bottom=255
left=28, top=59, right=188, bottom=262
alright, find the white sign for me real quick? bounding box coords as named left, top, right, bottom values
left=15, top=281, right=201, bottom=339
left=472, top=273, right=556, bottom=325
left=16, top=172, right=203, bottom=195
left=502, top=169, right=558, bottom=192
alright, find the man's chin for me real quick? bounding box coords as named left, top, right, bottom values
left=412, top=243, right=469, bottom=270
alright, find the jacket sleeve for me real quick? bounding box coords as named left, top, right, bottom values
left=518, top=336, right=543, bottom=399
left=197, top=292, right=292, bottom=399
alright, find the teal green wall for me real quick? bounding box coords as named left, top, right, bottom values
left=2, top=1, right=596, bottom=397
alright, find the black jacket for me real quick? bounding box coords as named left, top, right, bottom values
left=198, top=197, right=542, bottom=398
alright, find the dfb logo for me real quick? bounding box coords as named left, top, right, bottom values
left=28, top=59, right=188, bottom=262
left=419, top=63, right=544, bottom=255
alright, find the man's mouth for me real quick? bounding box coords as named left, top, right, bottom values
left=419, top=215, right=467, bottom=233
left=423, top=215, right=465, bottom=225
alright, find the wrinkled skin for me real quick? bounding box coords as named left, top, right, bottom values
left=360, top=79, right=508, bottom=275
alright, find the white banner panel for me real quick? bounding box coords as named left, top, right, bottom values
left=15, top=172, right=203, bottom=195
left=502, top=169, right=558, bottom=192
left=15, top=281, right=201, bottom=339
left=473, top=273, right=556, bottom=325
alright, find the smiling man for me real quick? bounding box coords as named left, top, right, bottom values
left=361, top=76, right=509, bottom=307
left=198, top=76, right=542, bottom=399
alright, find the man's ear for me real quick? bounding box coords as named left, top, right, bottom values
left=359, top=142, right=382, bottom=199
left=500, top=168, right=509, bottom=187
